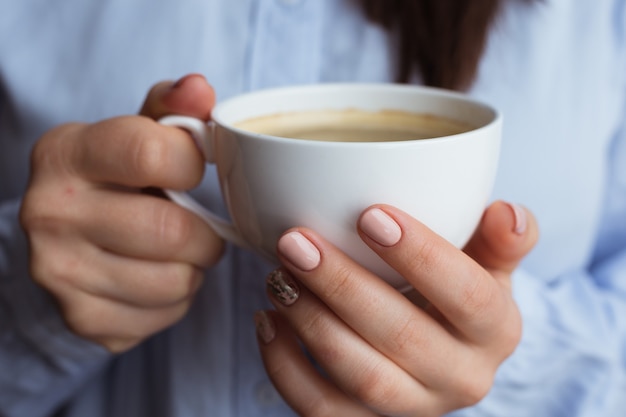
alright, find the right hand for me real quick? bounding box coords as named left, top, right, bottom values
left=20, top=74, right=224, bottom=353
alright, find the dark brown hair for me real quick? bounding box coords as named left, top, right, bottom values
left=359, top=0, right=511, bottom=90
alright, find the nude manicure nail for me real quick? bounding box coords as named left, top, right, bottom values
left=172, top=73, right=206, bottom=89
left=359, top=208, right=402, bottom=247
left=267, top=269, right=300, bottom=306
left=507, top=202, right=527, bottom=235
left=277, top=231, right=321, bottom=271
left=254, top=311, right=276, bottom=344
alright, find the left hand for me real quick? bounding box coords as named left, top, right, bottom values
left=255, top=201, right=538, bottom=417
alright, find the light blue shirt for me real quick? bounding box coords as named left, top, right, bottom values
left=1, top=1, right=625, bottom=416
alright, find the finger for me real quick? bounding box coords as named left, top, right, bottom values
left=57, top=286, right=193, bottom=353
left=29, top=234, right=193, bottom=352
left=95, top=256, right=203, bottom=309
left=72, top=115, right=205, bottom=189
left=463, top=200, right=538, bottom=277
left=355, top=205, right=518, bottom=345
left=265, top=268, right=430, bottom=416
left=94, top=250, right=204, bottom=309
left=139, top=73, right=216, bottom=121
left=255, top=311, right=378, bottom=417
left=29, top=231, right=203, bottom=309
left=274, top=232, right=473, bottom=391
left=81, top=188, right=223, bottom=268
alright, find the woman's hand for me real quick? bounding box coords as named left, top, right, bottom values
left=20, top=74, right=224, bottom=353
left=256, top=201, right=538, bottom=416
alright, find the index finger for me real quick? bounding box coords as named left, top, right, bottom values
left=73, top=115, right=205, bottom=189
left=356, top=205, right=518, bottom=344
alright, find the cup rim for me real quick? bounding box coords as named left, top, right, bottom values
left=212, top=83, right=501, bottom=146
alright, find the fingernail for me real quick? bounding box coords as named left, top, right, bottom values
left=507, top=202, right=527, bottom=235
left=277, top=231, right=321, bottom=271
left=267, top=269, right=300, bottom=306
left=359, top=208, right=402, bottom=246
left=172, top=73, right=206, bottom=89
left=254, top=311, right=276, bottom=344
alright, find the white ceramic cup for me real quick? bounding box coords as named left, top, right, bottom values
left=160, top=83, right=501, bottom=290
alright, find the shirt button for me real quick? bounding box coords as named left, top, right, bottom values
left=254, top=380, right=282, bottom=406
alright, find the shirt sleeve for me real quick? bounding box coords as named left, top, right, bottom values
left=449, top=72, right=626, bottom=417
left=0, top=199, right=111, bottom=417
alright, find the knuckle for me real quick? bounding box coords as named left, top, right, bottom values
left=262, top=346, right=292, bottom=383
left=129, top=125, right=168, bottom=181
left=20, top=190, right=76, bottom=235
left=20, top=182, right=71, bottom=235
left=299, top=308, right=331, bottom=345
left=297, top=311, right=346, bottom=366
left=202, top=237, right=225, bottom=267
left=457, top=275, right=497, bottom=323
left=317, top=262, right=360, bottom=301
left=30, top=252, right=64, bottom=288
left=402, top=237, right=441, bottom=277
left=352, top=363, right=401, bottom=410
left=30, top=134, right=54, bottom=171
left=29, top=240, right=83, bottom=291
left=30, top=123, right=84, bottom=177
left=62, top=299, right=103, bottom=341
left=383, top=315, right=425, bottom=358
left=452, top=372, right=493, bottom=408
left=19, top=194, right=43, bottom=231
left=154, top=203, right=194, bottom=252
left=172, top=265, right=202, bottom=298
left=495, top=307, right=523, bottom=356
left=154, top=264, right=200, bottom=305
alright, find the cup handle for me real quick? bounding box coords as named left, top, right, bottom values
left=158, top=115, right=250, bottom=250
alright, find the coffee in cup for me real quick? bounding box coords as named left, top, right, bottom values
left=233, top=109, right=474, bottom=142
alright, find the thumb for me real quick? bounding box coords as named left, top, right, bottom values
left=139, top=73, right=216, bottom=121
left=463, top=200, right=539, bottom=275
